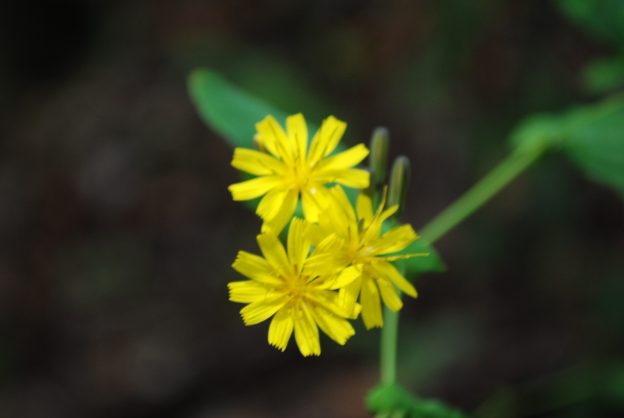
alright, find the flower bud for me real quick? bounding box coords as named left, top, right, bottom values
left=388, top=155, right=410, bottom=216
left=369, top=127, right=390, bottom=187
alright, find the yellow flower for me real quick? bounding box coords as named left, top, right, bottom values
left=306, top=186, right=421, bottom=329
left=228, top=114, right=370, bottom=233
left=228, top=218, right=356, bottom=356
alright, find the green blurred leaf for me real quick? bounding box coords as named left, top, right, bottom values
left=188, top=69, right=289, bottom=148
left=367, top=383, right=468, bottom=418
left=557, top=0, right=624, bottom=48
left=583, top=56, right=624, bottom=94
left=510, top=95, right=624, bottom=195
left=560, top=94, right=624, bottom=194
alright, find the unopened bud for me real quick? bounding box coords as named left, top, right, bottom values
left=388, top=155, right=410, bottom=217
left=369, top=127, right=390, bottom=187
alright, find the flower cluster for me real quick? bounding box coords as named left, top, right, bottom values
left=228, top=114, right=422, bottom=356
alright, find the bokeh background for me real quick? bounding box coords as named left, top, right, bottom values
left=1, top=1, right=623, bottom=417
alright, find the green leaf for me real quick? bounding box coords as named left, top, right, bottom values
left=384, top=219, right=446, bottom=276
left=510, top=95, right=624, bottom=195
left=366, top=383, right=468, bottom=418
left=559, top=94, right=624, bottom=194
left=583, top=56, right=624, bottom=94
left=188, top=69, right=289, bottom=148
left=557, top=0, right=624, bottom=48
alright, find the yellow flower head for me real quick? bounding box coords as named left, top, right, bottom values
left=228, top=114, right=370, bottom=233
left=228, top=218, right=356, bottom=356
left=306, top=186, right=421, bottom=329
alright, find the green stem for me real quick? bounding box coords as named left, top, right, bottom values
left=380, top=306, right=400, bottom=384
left=421, top=147, right=544, bottom=245
left=380, top=157, right=410, bottom=386
left=378, top=146, right=544, bottom=388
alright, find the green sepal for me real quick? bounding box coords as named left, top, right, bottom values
left=366, top=383, right=468, bottom=418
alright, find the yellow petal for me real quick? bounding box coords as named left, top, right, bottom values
left=304, top=234, right=345, bottom=277
left=232, top=251, right=281, bottom=285
left=308, top=115, right=346, bottom=164
left=301, top=184, right=331, bottom=222
left=228, top=280, right=272, bottom=303
left=374, top=224, right=418, bottom=255
left=268, top=308, right=294, bottom=351
left=379, top=205, right=399, bottom=223
left=231, top=148, right=285, bottom=176
left=304, top=222, right=325, bottom=245
left=356, top=193, right=373, bottom=224
left=338, top=278, right=362, bottom=318
left=383, top=253, right=428, bottom=261
left=256, top=115, right=294, bottom=164
left=304, top=251, right=336, bottom=274
left=316, top=168, right=370, bottom=189
left=286, top=113, right=308, bottom=159
left=327, top=185, right=357, bottom=225
left=257, top=232, right=292, bottom=277
left=240, top=294, right=287, bottom=325
left=256, top=189, right=287, bottom=220
left=293, top=304, right=321, bottom=356
left=262, top=189, right=298, bottom=235
left=312, top=307, right=355, bottom=345
left=305, top=288, right=352, bottom=317
left=304, top=258, right=341, bottom=280
left=315, top=143, right=369, bottom=172
left=362, top=202, right=398, bottom=243
left=370, top=261, right=417, bottom=298
left=360, top=277, right=383, bottom=329
left=328, top=265, right=361, bottom=289
left=377, top=279, right=403, bottom=311
left=228, top=176, right=282, bottom=201
left=287, top=218, right=311, bottom=272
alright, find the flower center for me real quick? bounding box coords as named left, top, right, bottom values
left=346, top=241, right=375, bottom=264
left=291, top=161, right=311, bottom=190
left=281, top=273, right=311, bottom=306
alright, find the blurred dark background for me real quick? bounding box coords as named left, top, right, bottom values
left=1, top=1, right=623, bottom=417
